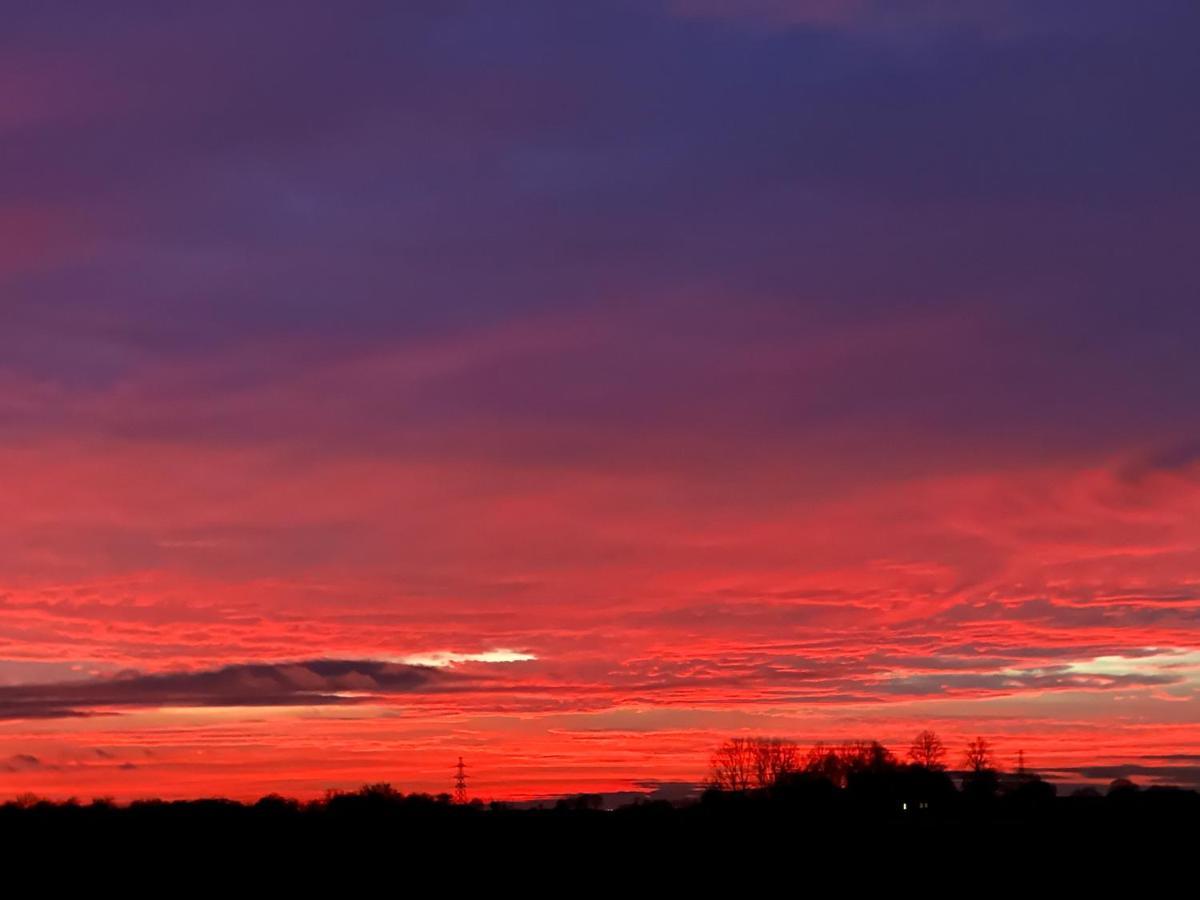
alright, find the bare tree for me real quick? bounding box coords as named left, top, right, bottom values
left=710, top=737, right=801, bottom=791
left=963, top=736, right=994, bottom=773
left=709, top=738, right=756, bottom=791
left=908, top=730, right=947, bottom=770
left=751, top=737, right=800, bottom=788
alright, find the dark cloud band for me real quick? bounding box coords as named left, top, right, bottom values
left=0, top=660, right=444, bottom=721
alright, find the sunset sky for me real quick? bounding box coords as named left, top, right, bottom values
left=3, top=1, right=1199, bottom=801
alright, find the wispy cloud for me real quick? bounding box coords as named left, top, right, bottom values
left=395, top=649, right=537, bottom=668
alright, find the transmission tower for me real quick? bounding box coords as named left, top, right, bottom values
left=454, top=756, right=468, bottom=804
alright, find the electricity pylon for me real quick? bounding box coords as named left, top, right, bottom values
left=454, top=757, right=468, bottom=804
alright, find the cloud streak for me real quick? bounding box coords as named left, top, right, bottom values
left=0, top=660, right=446, bottom=721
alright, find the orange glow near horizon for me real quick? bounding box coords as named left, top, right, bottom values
left=3, top=444, right=1199, bottom=800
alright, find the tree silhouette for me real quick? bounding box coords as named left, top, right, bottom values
left=751, top=737, right=800, bottom=788
left=710, top=737, right=801, bottom=790
left=3, top=740, right=1200, bottom=839
left=1108, top=778, right=1139, bottom=796
left=963, top=737, right=994, bottom=773
left=907, top=730, right=947, bottom=770
left=797, top=740, right=898, bottom=788
left=709, top=737, right=756, bottom=791
left=838, top=740, right=895, bottom=775
left=961, top=737, right=1000, bottom=805
left=556, top=794, right=603, bottom=811
left=803, top=742, right=845, bottom=786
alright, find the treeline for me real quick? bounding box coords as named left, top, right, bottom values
left=707, top=730, right=993, bottom=791
left=2, top=730, right=1197, bottom=834
left=700, top=731, right=1200, bottom=825
left=2, top=773, right=1196, bottom=835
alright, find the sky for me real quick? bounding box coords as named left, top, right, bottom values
left=2, top=0, right=1199, bottom=801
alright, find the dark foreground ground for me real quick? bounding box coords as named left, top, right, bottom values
left=4, top=781, right=1197, bottom=872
